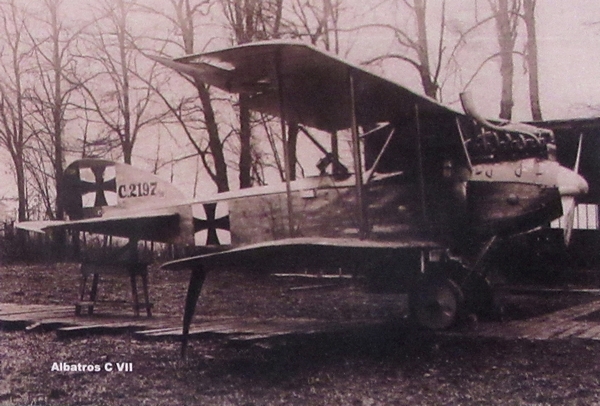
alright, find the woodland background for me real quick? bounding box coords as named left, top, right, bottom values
left=0, top=0, right=596, bottom=258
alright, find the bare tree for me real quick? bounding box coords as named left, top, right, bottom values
left=221, top=0, right=285, bottom=188
left=523, top=0, right=541, bottom=120
left=360, top=0, right=447, bottom=100
left=489, top=0, right=520, bottom=120
left=474, top=0, right=539, bottom=120
left=0, top=0, right=34, bottom=223
left=144, top=0, right=231, bottom=192
left=449, top=1, right=541, bottom=120
left=26, top=0, right=84, bottom=223
left=289, top=0, right=342, bottom=52
left=80, top=0, right=163, bottom=165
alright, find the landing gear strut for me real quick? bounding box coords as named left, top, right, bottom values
left=409, top=240, right=500, bottom=330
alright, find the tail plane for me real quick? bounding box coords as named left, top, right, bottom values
left=18, top=159, right=230, bottom=247
left=62, top=159, right=185, bottom=220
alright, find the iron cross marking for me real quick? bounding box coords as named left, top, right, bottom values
left=193, top=203, right=230, bottom=245
left=79, top=165, right=117, bottom=207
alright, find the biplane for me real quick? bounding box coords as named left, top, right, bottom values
left=18, top=41, right=589, bottom=356
left=151, top=40, right=589, bottom=354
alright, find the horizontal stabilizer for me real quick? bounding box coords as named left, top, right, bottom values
left=17, top=211, right=185, bottom=244
left=19, top=159, right=198, bottom=245
left=15, top=220, right=66, bottom=234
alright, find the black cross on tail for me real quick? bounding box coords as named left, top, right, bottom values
left=62, top=161, right=117, bottom=220
left=193, top=203, right=230, bottom=245
left=79, top=164, right=117, bottom=208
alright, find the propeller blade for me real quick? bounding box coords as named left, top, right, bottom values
left=574, top=133, right=583, bottom=174
left=561, top=196, right=577, bottom=246
left=559, top=134, right=588, bottom=247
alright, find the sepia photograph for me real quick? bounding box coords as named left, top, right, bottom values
left=1, top=0, right=600, bottom=404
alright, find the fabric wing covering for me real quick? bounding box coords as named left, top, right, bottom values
left=157, top=40, right=463, bottom=132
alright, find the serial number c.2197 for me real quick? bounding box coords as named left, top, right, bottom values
left=118, top=182, right=158, bottom=198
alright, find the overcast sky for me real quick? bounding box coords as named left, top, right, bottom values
left=346, top=0, right=600, bottom=121
left=535, top=1, right=600, bottom=119
left=2, top=0, right=600, bottom=210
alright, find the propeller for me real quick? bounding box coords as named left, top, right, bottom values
left=561, top=134, right=585, bottom=246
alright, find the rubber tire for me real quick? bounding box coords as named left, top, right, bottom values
left=409, top=275, right=464, bottom=330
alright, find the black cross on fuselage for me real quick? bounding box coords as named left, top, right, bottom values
left=193, top=203, right=230, bottom=245
left=79, top=165, right=117, bottom=207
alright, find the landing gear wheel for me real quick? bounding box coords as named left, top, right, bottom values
left=410, top=276, right=464, bottom=330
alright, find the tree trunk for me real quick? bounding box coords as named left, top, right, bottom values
left=196, top=80, right=229, bottom=192
left=14, top=152, right=27, bottom=223
left=122, top=140, right=133, bottom=165
left=118, top=0, right=132, bottom=164
left=12, top=146, right=28, bottom=258
left=523, top=0, right=542, bottom=120
left=238, top=93, right=252, bottom=188
left=414, top=0, right=438, bottom=99
left=494, top=0, right=517, bottom=120
left=287, top=121, right=298, bottom=181
left=171, top=0, right=230, bottom=193
left=50, top=1, right=66, bottom=258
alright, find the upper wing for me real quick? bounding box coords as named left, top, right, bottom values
left=154, top=40, right=463, bottom=133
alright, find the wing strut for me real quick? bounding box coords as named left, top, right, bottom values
left=181, top=265, right=207, bottom=358
left=455, top=117, right=473, bottom=170
left=415, top=104, right=427, bottom=221
left=365, top=127, right=396, bottom=184
left=275, top=48, right=296, bottom=237
left=348, top=70, right=368, bottom=239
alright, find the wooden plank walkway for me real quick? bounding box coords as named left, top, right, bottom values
left=6, top=298, right=600, bottom=343
left=452, top=297, right=600, bottom=341
left=0, top=303, right=387, bottom=342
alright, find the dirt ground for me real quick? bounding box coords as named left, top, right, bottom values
left=1, top=262, right=600, bottom=405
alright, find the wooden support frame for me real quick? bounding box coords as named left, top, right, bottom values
left=75, top=261, right=152, bottom=317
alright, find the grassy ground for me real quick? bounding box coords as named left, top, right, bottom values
left=0, top=262, right=599, bottom=405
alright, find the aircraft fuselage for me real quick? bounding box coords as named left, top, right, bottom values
left=205, top=157, right=585, bottom=255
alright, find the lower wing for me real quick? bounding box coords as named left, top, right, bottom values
left=162, top=237, right=441, bottom=271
